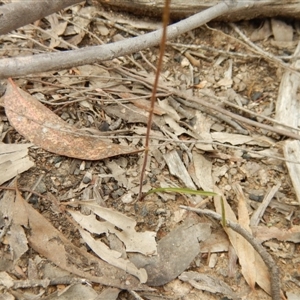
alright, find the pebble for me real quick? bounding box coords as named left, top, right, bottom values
left=60, top=112, right=70, bottom=120
left=36, top=181, right=47, bottom=194
left=82, top=171, right=92, bottom=184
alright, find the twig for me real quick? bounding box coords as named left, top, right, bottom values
left=117, top=66, right=300, bottom=134
left=250, top=183, right=281, bottom=226
left=28, top=24, right=78, bottom=50
left=168, top=41, right=261, bottom=59
left=93, top=16, right=141, bottom=37
left=128, top=290, right=145, bottom=300
left=25, top=174, right=44, bottom=201
left=59, top=14, right=105, bottom=45
left=117, top=66, right=300, bottom=140
left=179, top=206, right=281, bottom=300
left=176, top=91, right=300, bottom=134
left=6, top=33, right=58, bottom=52
left=11, top=277, right=88, bottom=289
left=229, top=23, right=298, bottom=72
left=0, top=185, right=48, bottom=200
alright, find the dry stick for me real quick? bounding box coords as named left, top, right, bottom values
left=250, top=183, right=281, bottom=227
left=138, top=0, right=171, bottom=200
left=25, top=174, right=44, bottom=201
left=128, top=290, right=145, bottom=300
left=173, top=88, right=300, bottom=140
left=168, top=42, right=262, bottom=59
left=0, top=185, right=49, bottom=201
left=179, top=206, right=281, bottom=300
left=229, top=22, right=297, bottom=72
left=28, top=24, right=78, bottom=50
left=11, top=277, right=88, bottom=289
left=0, top=2, right=246, bottom=78
left=117, top=67, right=300, bottom=141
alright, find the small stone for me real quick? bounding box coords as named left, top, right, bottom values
left=79, top=161, right=86, bottom=171
left=60, top=112, right=70, bottom=120
left=74, top=168, right=81, bottom=175
left=111, top=189, right=124, bottom=199
left=36, top=181, right=47, bottom=194
left=82, top=171, right=92, bottom=184
left=156, top=208, right=167, bottom=215
left=181, top=57, right=190, bottom=67
left=121, top=192, right=134, bottom=204
left=53, top=156, right=64, bottom=164
left=249, top=194, right=264, bottom=202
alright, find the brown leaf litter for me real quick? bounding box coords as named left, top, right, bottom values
left=4, top=78, right=140, bottom=160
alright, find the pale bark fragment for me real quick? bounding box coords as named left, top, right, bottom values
left=275, top=42, right=300, bottom=203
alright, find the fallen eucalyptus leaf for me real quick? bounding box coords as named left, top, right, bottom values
left=4, top=79, right=139, bottom=160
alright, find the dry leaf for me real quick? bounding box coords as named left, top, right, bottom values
left=157, top=98, right=180, bottom=120
left=271, top=19, right=293, bottom=42
left=164, top=149, right=196, bottom=189
left=71, top=203, right=157, bottom=255
left=7, top=224, right=28, bottom=261
left=192, top=150, right=214, bottom=191
left=51, top=284, right=99, bottom=299
left=78, top=228, right=148, bottom=283
left=5, top=190, right=150, bottom=290
left=105, top=160, right=128, bottom=188
left=250, top=20, right=272, bottom=42
left=200, top=230, right=229, bottom=253
left=252, top=226, right=300, bottom=243
left=4, top=79, right=138, bottom=160
left=283, top=140, right=300, bottom=203
left=77, top=65, right=110, bottom=88
left=13, top=184, right=29, bottom=227
left=179, top=271, right=238, bottom=299
left=233, top=183, right=256, bottom=290
left=0, top=272, right=14, bottom=289
left=214, top=188, right=271, bottom=295
left=44, top=14, right=68, bottom=48
left=0, top=143, right=34, bottom=185
left=193, top=111, right=213, bottom=151
left=211, top=132, right=253, bottom=145
left=164, top=115, right=186, bottom=136
left=97, top=288, right=120, bottom=300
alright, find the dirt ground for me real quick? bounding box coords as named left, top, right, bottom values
left=0, top=2, right=300, bottom=300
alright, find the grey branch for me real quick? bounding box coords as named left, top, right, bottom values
left=0, top=0, right=83, bottom=35
left=0, top=2, right=246, bottom=79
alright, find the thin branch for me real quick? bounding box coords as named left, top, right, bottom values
left=229, top=22, right=297, bottom=71
left=128, top=290, right=145, bottom=300
left=117, top=67, right=300, bottom=141
left=180, top=206, right=281, bottom=300
left=11, top=277, right=88, bottom=289
left=0, top=2, right=242, bottom=78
